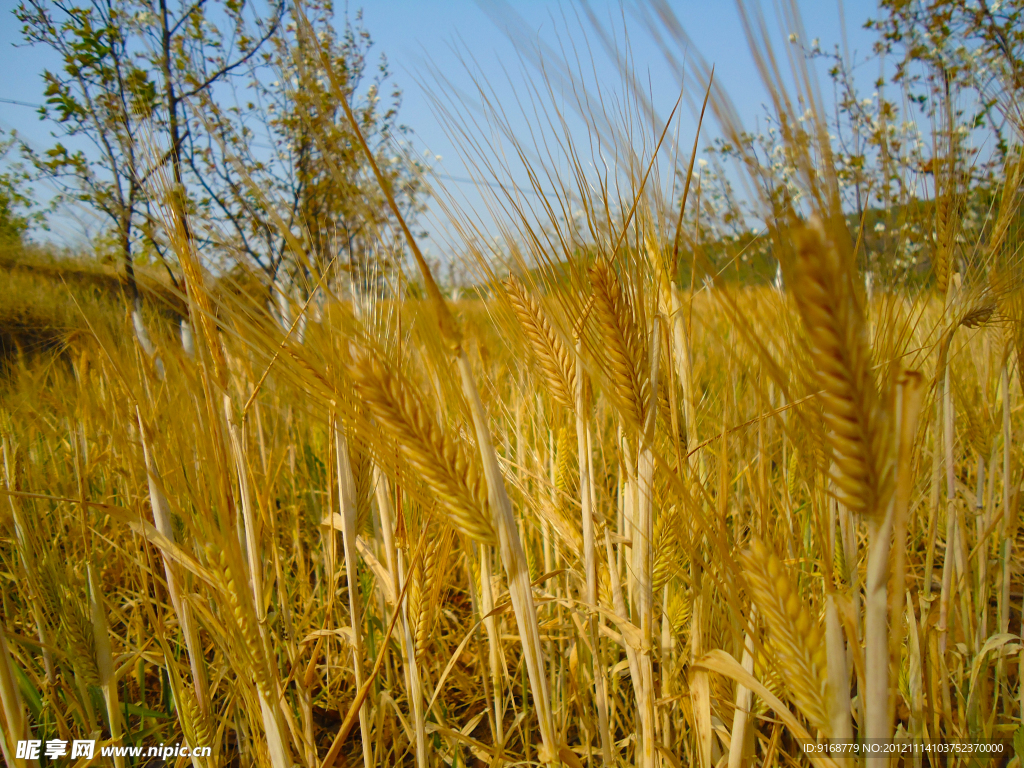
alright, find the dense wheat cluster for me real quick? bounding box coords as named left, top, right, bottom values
left=3, top=1, right=1024, bottom=767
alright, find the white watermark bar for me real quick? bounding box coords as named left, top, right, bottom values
left=799, top=739, right=1010, bottom=758
left=16, top=739, right=212, bottom=761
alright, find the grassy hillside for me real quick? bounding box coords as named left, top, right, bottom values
left=0, top=248, right=185, bottom=375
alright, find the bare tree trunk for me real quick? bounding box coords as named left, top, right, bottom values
left=123, top=213, right=165, bottom=377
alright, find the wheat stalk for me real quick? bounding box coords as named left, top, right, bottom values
left=633, top=321, right=660, bottom=768
left=727, top=609, right=757, bottom=768
left=574, top=346, right=612, bottom=766
left=0, top=621, right=32, bottom=768
left=934, top=195, right=953, bottom=296
left=137, top=409, right=210, bottom=715
left=334, top=423, right=373, bottom=768
left=454, top=347, right=561, bottom=765
left=87, top=563, right=125, bottom=768
left=217, top=545, right=291, bottom=768
left=373, top=467, right=428, bottom=768
left=218, top=548, right=273, bottom=701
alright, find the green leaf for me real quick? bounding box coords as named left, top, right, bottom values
left=12, top=660, right=43, bottom=720
left=123, top=701, right=172, bottom=720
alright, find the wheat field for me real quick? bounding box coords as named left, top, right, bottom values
left=3, top=3, right=1024, bottom=768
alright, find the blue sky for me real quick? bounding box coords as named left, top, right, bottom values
left=358, top=0, right=881, bottom=262
left=0, top=0, right=881, bottom=253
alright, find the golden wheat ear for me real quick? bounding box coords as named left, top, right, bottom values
left=957, top=298, right=996, bottom=330
left=503, top=275, right=577, bottom=411
left=652, top=504, right=682, bottom=593
left=589, top=262, right=650, bottom=432
left=740, top=538, right=829, bottom=735
left=350, top=351, right=497, bottom=547
left=791, top=216, right=892, bottom=518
